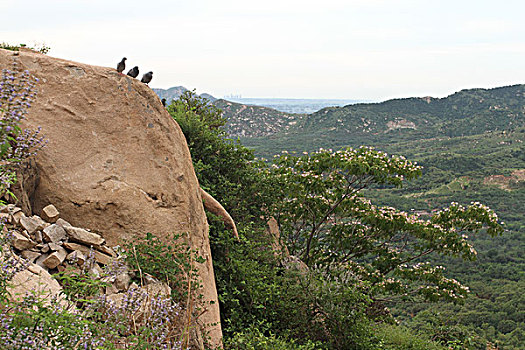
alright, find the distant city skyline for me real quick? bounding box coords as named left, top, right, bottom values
left=1, top=0, right=524, bottom=100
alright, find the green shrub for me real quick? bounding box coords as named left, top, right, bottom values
left=375, top=323, right=446, bottom=350
left=124, top=232, right=204, bottom=302
left=225, top=328, right=324, bottom=350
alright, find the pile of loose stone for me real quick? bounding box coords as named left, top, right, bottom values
left=2, top=204, right=117, bottom=275
left=2, top=203, right=199, bottom=347
left=0, top=203, right=145, bottom=295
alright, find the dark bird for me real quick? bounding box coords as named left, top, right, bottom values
left=161, top=98, right=166, bottom=107
left=141, top=71, right=153, bottom=84
left=127, top=66, right=139, bottom=78
left=116, top=57, right=126, bottom=74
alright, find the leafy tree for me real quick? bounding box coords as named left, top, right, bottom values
left=268, top=148, right=504, bottom=303
left=168, top=91, right=275, bottom=223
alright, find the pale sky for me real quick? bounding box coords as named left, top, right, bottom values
left=1, top=0, right=524, bottom=100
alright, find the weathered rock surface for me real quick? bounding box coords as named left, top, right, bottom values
left=0, top=48, right=221, bottom=347
left=63, top=226, right=105, bottom=246
left=8, top=262, right=63, bottom=304
left=19, top=216, right=43, bottom=234
left=43, top=247, right=67, bottom=269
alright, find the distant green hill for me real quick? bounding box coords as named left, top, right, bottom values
left=242, top=84, right=525, bottom=156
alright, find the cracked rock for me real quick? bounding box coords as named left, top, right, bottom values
left=21, top=250, right=41, bottom=263
left=19, top=216, right=42, bottom=234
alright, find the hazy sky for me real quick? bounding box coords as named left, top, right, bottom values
left=1, top=0, right=524, bottom=100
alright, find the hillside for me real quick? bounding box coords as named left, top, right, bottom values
left=243, top=84, right=525, bottom=155
left=213, top=98, right=305, bottom=137
left=154, top=87, right=306, bottom=138
left=233, top=84, right=525, bottom=349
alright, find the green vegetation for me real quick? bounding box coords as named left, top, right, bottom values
left=233, top=85, right=524, bottom=349
left=167, top=91, right=510, bottom=349
left=124, top=232, right=205, bottom=301
left=0, top=42, right=50, bottom=54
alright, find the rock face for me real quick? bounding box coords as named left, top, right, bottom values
left=0, top=48, right=221, bottom=347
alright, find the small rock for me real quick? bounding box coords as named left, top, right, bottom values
left=31, top=216, right=48, bottom=229
left=10, top=211, right=26, bottom=225
left=0, top=212, right=9, bottom=222
left=0, top=205, right=8, bottom=213
left=105, top=283, right=119, bottom=295
left=20, top=250, right=41, bottom=263
left=35, top=231, right=43, bottom=244
left=63, top=242, right=112, bottom=265
left=96, top=244, right=117, bottom=257
left=35, top=253, right=50, bottom=269
left=19, top=230, right=31, bottom=239
left=64, top=226, right=105, bottom=246
left=43, top=248, right=67, bottom=269
left=41, top=204, right=60, bottom=223
left=42, top=224, right=66, bottom=243
left=56, top=218, right=72, bottom=228
left=12, top=231, right=37, bottom=250
left=19, top=216, right=43, bottom=234
left=41, top=244, right=50, bottom=253
left=114, top=272, right=131, bottom=291
left=48, top=242, right=63, bottom=251
left=88, top=263, right=104, bottom=278
left=66, top=250, right=86, bottom=266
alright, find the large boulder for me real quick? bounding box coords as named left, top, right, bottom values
left=0, top=48, right=222, bottom=347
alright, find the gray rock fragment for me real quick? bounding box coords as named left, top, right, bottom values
left=19, top=216, right=42, bottom=234
left=42, top=224, right=67, bottom=243
left=114, top=272, right=131, bottom=291
left=63, top=242, right=112, bottom=265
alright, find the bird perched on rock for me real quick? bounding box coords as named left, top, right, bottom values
left=161, top=98, right=166, bottom=107
left=127, top=66, right=139, bottom=78
left=116, top=57, right=126, bottom=74
left=141, top=71, right=153, bottom=84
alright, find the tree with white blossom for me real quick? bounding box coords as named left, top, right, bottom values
left=268, top=147, right=504, bottom=303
